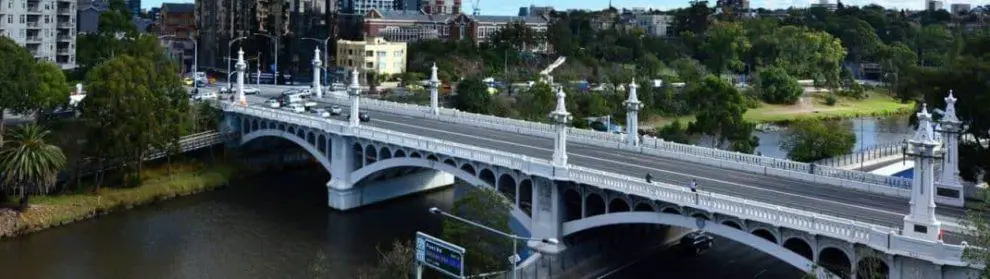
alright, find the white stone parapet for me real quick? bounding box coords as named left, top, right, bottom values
left=221, top=101, right=977, bottom=269
left=314, top=95, right=916, bottom=198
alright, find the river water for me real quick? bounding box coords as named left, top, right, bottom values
left=749, top=115, right=912, bottom=159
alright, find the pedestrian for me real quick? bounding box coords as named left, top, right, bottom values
left=690, top=179, right=699, bottom=204
left=645, top=173, right=653, bottom=184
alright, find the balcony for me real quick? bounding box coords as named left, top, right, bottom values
left=26, top=22, right=40, bottom=29
left=57, top=48, right=71, bottom=55
left=57, top=22, right=73, bottom=29
left=58, top=8, right=71, bottom=15
left=26, top=6, right=41, bottom=14
left=57, top=34, right=72, bottom=41
left=26, top=36, right=42, bottom=43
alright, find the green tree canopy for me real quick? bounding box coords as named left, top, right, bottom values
left=451, top=77, right=491, bottom=114
left=780, top=120, right=856, bottom=162
left=700, top=21, right=750, bottom=75
left=442, top=187, right=512, bottom=275
left=33, top=61, right=71, bottom=114
left=0, top=37, right=39, bottom=142
left=686, top=75, right=756, bottom=151
left=756, top=66, right=803, bottom=104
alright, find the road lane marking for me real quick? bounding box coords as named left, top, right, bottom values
left=371, top=117, right=971, bottom=232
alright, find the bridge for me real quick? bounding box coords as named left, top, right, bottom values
left=219, top=50, right=984, bottom=278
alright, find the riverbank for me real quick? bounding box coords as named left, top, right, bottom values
left=0, top=161, right=236, bottom=239
left=647, top=91, right=914, bottom=127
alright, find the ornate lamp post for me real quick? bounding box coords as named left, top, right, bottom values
left=902, top=104, right=943, bottom=241
left=550, top=86, right=572, bottom=167
left=624, top=78, right=643, bottom=146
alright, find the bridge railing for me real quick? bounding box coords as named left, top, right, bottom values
left=319, top=96, right=914, bottom=196
left=813, top=142, right=905, bottom=169
left=224, top=102, right=973, bottom=268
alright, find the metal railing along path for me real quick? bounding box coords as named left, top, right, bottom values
left=315, top=96, right=912, bottom=198
left=223, top=102, right=975, bottom=268
left=814, top=142, right=905, bottom=169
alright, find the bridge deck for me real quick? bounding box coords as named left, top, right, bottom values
left=239, top=94, right=975, bottom=244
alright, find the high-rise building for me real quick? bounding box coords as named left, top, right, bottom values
left=420, top=0, right=459, bottom=15
left=950, top=3, right=971, bottom=14
left=159, top=3, right=196, bottom=73
left=126, top=0, right=139, bottom=16
left=394, top=0, right=418, bottom=11
left=927, top=0, right=944, bottom=11
left=0, top=0, right=78, bottom=69
left=341, top=0, right=394, bottom=15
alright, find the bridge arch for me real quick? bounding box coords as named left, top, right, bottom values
left=584, top=193, right=606, bottom=217
left=562, top=212, right=817, bottom=273
left=349, top=157, right=532, bottom=231
left=783, top=237, right=814, bottom=261
left=497, top=174, right=516, bottom=202
left=607, top=197, right=630, bottom=213
left=241, top=129, right=331, bottom=171
left=818, top=246, right=853, bottom=279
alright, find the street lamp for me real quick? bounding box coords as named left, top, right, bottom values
left=159, top=34, right=198, bottom=89
left=303, top=36, right=333, bottom=86
left=428, top=207, right=559, bottom=279
left=227, top=36, right=247, bottom=83
left=254, top=33, right=280, bottom=85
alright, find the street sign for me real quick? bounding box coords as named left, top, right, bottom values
left=415, top=231, right=466, bottom=278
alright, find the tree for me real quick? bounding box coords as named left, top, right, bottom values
left=80, top=54, right=187, bottom=186
left=915, top=25, right=954, bottom=67
left=99, top=0, right=137, bottom=35
left=33, top=61, right=71, bottom=115
left=700, top=21, right=750, bottom=76
left=656, top=120, right=690, bottom=144
left=961, top=189, right=989, bottom=279
left=781, top=120, right=856, bottom=162
left=670, top=57, right=708, bottom=83
left=771, top=26, right=846, bottom=89
left=517, top=83, right=555, bottom=121
left=686, top=75, right=752, bottom=149
left=673, top=1, right=714, bottom=36
left=443, top=187, right=512, bottom=275
left=0, top=37, right=39, bottom=143
left=357, top=240, right=416, bottom=279
left=451, top=77, right=491, bottom=114
left=0, top=124, right=67, bottom=211
left=756, top=66, right=803, bottom=104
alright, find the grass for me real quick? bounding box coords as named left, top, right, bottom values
left=3, top=161, right=235, bottom=237
left=644, top=90, right=914, bottom=128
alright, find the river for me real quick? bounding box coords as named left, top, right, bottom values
left=727, top=115, right=913, bottom=159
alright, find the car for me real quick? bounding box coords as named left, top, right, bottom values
left=265, top=99, right=281, bottom=108
left=679, top=231, right=714, bottom=255
left=302, top=100, right=319, bottom=108
left=359, top=112, right=371, bottom=122
left=194, top=91, right=218, bottom=101
left=183, top=77, right=193, bottom=86
left=243, top=87, right=261, bottom=95
left=328, top=105, right=342, bottom=115
left=313, top=108, right=330, bottom=118
left=285, top=103, right=305, bottom=113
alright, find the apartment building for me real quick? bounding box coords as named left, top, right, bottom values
left=420, top=0, right=459, bottom=15
left=335, top=36, right=406, bottom=75
left=0, top=0, right=77, bottom=68
left=159, top=3, right=195, bottom=73
left=363, top=8, right=549, bottom=48
left=341, top=0, right=393, bottom=15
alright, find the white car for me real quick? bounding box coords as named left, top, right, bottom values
left=243, top=87, right=261, bottom=95
left=328, top=105, right=342, bottom=115
left=313, top=108, right=330, bottom=118
left=285, top=103, right=305, bottom=113
left=266, top=99, right=281, bottom=108
left=302, top=100, right=319, bottom=108
left=194, top=91, right=218, bottom=101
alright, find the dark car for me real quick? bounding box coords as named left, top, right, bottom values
left=358, top=112, right=371, bottom=122
left=680, top=231, right=714, bottom=255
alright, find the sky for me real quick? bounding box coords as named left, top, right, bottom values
left=142, top=0, right=989, bottom=16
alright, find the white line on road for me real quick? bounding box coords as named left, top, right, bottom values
left=372, top=117, right=969, bottom=232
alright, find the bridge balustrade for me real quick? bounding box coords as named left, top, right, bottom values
left=223, top=101, right=975, bottom=268
left=318, top=96, right=915, bottom=196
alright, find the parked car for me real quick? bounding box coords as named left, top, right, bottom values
left=328, top=105, right=342, bottom=115
left=313, top=108, right=330, bottom=118
left=359, top=112, right=371, bottom=122
left=679, top=231, right=714, bottom=255
left=266, top=99, right=281, bottom=108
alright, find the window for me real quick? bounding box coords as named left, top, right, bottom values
left=376, top=51, right=386, bottom=57
left=365, top=50, right=373, bottom=57
left=348, top=49, right=353, bottom=55
left=347, top=60, right=352, bottom=67
left=366, top=62, right=373, bottom=68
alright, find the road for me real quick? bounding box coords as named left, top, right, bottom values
left=219, top=85, right=976, bottom=243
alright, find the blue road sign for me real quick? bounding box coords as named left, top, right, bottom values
left=415, top=231, right=466, bottom=278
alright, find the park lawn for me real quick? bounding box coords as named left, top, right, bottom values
left=645, top=91, right=914, bottom=128
left=11, top=162, right=235, bottom=234
left=743, top=92, right=915, bottom=123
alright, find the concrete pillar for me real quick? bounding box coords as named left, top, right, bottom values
left=937, top=91, right=963, bottom=203
left=903, top=104, right=942, bottom=241
left=328, top=136, right=357, bottom=209
left=349, top=69, right=361, bottom=126
left=624, top=78, right=642, bottom=146
left=429, top=62, right=439, bottom=115
left=235, top=48, right=247, bottom=105
left=528, top=177, right=566, bottom=254
left=313, top=48, right=323, bottom=99
left=549, top=86, right=572, bottom=167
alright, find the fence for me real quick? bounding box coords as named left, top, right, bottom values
left=814, top=142, right=905, bottom=169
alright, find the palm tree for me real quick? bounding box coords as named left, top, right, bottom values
left=0, top=124, right=67, bottom=211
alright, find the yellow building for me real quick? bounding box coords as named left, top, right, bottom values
left=335, top=37, right=408, bottom=76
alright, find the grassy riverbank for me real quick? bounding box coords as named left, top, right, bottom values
left=646, top=91, right=914, bottom=127
left=0, top=161, right=236, bottom=238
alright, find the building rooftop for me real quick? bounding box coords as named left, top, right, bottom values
left=366, top=9, right=456, bottom=22
left=468, top=14, right=548, bottom=24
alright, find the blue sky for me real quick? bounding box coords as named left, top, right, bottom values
left=142, top=0, right=986, bottom=16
